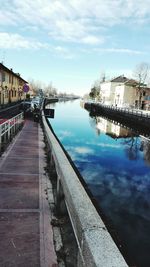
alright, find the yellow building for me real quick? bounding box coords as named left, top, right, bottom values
left=0, top=63, right=28, bottom=105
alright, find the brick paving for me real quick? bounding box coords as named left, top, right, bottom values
left=0, top=120, right=58, bottom=267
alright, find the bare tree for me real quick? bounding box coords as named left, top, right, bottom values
left=28, top=78, right=44, bottom=95
left=44, top=82, right=57, bottom=97
left=100, top=71, right=106, bottom=83
left=133, top=62, right=150, bottom=108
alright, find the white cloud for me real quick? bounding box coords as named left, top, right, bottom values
left=0, top=32, right=48, bottom=49
left=74, top=147, right=94, bottom=154
left=0, top=0, right=150, bottom=46
left=97, top=143, right=121, bottom=148
left=94, top=47, right=145, bottom=55
left=0, top=32, right=75, bottom=59
left=22, top=26, right=39, bottom=32
left=48, top=18, right=104, bottom=44
left=85, top=141, right=121, bottom=149
left=64, top=145, right=95, bottom=161
left=58, top=130, right=74, bottom=140
left=0, top=11, right=17, bottom=26
left=53, top=46, right=75, bottom=59
left=81, top=35, right=104, bottom=45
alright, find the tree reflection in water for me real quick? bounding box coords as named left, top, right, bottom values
left=123, top=136, right=150, bottom=164
left=122, top=137, right=140, bottom=160
left=141, top=138, right=150, bottom=165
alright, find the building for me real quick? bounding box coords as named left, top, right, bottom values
left=95, top=117, right=133, bottom=138
left=100, top=75, right=150, bottom=109
left=100, top=75, right=128, bottom=105
left=0, top=63, right=28, bottom=105
left=114, top=79, right=138, bottom=108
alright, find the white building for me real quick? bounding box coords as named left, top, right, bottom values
left=100, top=76, right=128, bottom=105
left=95, top=117, right=133, bottom=138
left=100, top=75, right=150, bottom=109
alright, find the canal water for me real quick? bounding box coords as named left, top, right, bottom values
left=48, top=99, right=150, bottom=267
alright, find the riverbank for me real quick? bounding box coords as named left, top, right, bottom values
left=84, top=101, right=150, bottom=136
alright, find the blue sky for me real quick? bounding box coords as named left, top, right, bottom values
left=0, top=0, right=150, bottom=96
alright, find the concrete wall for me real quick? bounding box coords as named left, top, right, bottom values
left=42, top=111, right=128, bottom=267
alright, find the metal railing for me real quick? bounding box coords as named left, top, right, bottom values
left=94, top=103, right=150, bottom=118
left=42, top=110, right=128, bottom=267
left=0, top=112, right=24, bottom=153
left=0, top=100, right=22, bottom=110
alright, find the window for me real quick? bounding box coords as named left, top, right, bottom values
left=5, top=90, right=8, bottom=98
left=143, top=91, right=146, bottom=96
left=2, top=72, right=5, bottom=82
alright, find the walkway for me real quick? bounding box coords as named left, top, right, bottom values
left=0, top=119, right=58, bottom=267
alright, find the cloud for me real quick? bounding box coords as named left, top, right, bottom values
left=0, top=11, right=17, bottom=26
left=81, top=35, right=104, bottom=45
left=85, top=141, right=121, bottom=149
left=0, top=0, right=150, bottom=47
left=58, top=130, right=74, bottom=140
left=64, top=145, right=95, bottom=162
left=0, top=32, right=48, bottom=49
left=97, top=143, right=121, bottom=148
left=94, top=47, right=145, bottom=55
left=53, top=46, right=75, bottom=59
left=74, top=146, right=94, bottom=155
left=0, top=32, right=75, bottom=59
left=65, top=145, right=94, bottom=155
left=48, top=18, right=104, bottom=44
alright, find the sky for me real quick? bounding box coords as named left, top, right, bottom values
left=0, top=0, right=150, bottom=96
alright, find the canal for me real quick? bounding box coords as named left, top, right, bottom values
left=48, top=99, right=150, bottom=267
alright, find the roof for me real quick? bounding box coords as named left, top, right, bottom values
left=124, top=79, right=139, bottom=86
left=0, top=63, right=27, bottom=83
left=110, top=75, right=128, bottom=83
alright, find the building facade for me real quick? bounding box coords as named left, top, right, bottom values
left=100, top=76, right=128, bottom=105
left=114, top=79, right=138, bottom=108
left=0, top=63, right=28, bottom=105
left=100, top=75, right=150, bottom=109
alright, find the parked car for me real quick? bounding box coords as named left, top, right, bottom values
left=31, top=97, right=41, bottom=110
left=20, top=101, right=32, bottom=117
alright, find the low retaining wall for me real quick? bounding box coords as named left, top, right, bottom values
left=84, top=102, right=150, bottom=135
left=42, top=112, right=128, bottom=267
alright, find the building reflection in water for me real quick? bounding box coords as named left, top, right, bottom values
left=90, top=116, right=150, bottom=165
left=95, top=116, right=134, bottom=138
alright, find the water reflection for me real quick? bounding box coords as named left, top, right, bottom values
left=49, top=100, right=150, bottom=267
left=91, top=116, right=135, bottom=137
left=141, top=138, right=150, bottom=166
left=89, top=116, right=150, bottom=165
